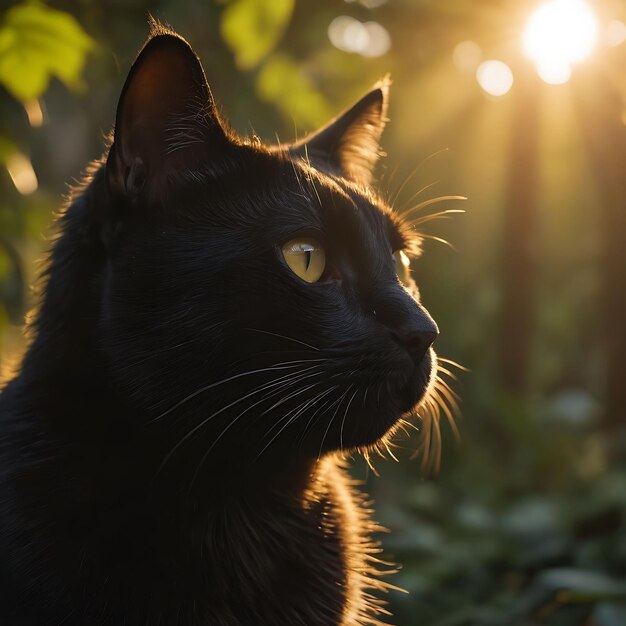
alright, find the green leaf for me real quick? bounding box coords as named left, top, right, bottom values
left=256, top=54, right=330, bottom=129
left=220, top=0, right=294, bottom=70
left=0, top=2, right=94, bottom=102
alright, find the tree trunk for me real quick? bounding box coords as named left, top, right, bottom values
left=573, top=61, right=626, bottom=430
left=498, top=68, right=541, bottom=394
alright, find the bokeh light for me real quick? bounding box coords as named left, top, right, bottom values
left=328, top=16, right=391, bottom=57
left=453, top=40, right=482, bottom=74
left=523, top=0, right=599, bottom=84
left=6, top=153, right=38, bottom=195
left=606, top=19, right=626, bottom=47
left=24, top=99, right=43, bottom=128
left=536, top=58, right=572, bottom=85
left=476, top=60, right=514, bottom=96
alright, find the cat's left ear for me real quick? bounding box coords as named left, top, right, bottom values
left=107, top=26, right=230, bottom=202
left=289, top=78, right=390, bottom=186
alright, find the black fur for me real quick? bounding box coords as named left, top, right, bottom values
left=0, top=25, right=438, bottom=625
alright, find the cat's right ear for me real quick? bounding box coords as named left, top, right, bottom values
left=107, top=29, right=229, bottom=203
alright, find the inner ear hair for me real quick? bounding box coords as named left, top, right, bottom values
left=106, top=24, right=229, bottom=202
left=290, top=77, right=390, bottom=186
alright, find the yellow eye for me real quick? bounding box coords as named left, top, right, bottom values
left=393, top=250, right=412, bottom=286
left=282, top=238, right=326, bottom=283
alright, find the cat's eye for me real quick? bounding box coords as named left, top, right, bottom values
left=394, top=250, right=412, bottom=287
left=282, top=238, right=326, bottom=283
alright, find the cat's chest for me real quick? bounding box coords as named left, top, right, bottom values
left=67, top=490, right=352, bottom=625
left=194, top=496, right=349, bottom=624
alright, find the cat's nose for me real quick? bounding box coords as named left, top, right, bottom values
left=392, top=319, right=439, bottom=365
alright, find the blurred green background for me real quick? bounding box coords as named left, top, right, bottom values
left=1, top=0, right=626, bottom=624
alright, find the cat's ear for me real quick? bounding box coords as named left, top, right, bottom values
left=289, top=78, right=390, bottom=186
left=107, top=27, right=229, bottom=201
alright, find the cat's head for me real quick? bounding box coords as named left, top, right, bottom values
left=100, top=26, right=439, bottom=471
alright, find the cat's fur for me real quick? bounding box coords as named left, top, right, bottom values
left=0, top=24, right=439, bottom=625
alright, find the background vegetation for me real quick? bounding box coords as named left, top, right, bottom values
left=1, top=1, right=625, bottom=624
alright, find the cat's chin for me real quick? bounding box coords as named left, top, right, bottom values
left=315, top=351, right=436, bottom=453
left=341, top=390, right=431, bottom=450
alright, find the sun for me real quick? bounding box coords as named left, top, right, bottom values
left=523, top=0, right=599, bottom=84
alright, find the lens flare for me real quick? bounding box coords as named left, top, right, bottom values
left=523, top=0, right=599, bottom=84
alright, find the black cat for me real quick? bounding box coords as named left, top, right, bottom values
left=0, top=23, right=439, bottom=626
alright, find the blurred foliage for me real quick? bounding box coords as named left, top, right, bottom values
left=0, top=1, right=93, bottom=101
left=220, top=0, right=294, bottom=70
left=0, top=0, right=93, bottom=377
left=1, top=0, right=625, bottom=624
left=256, top=53, right=330, bottom=128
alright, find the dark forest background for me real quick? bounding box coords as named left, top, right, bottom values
left=1, top=1, right=626, bottom=624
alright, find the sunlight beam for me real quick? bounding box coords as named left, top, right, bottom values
left=523, top=0, right=599, bottom=85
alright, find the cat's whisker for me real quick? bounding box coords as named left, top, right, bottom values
left=318, top=386, right=352, bottom=461
left=155, top=365, right=326, bottom=476
left=394, top=418, right=415, bottom=438
left=288, top=155, right=307, bottom=198
left=287, top=188, right=312, bottom=203
left=149, top=359, right=326, bottom=422
left=219, top=371, right=324, bottom=446
left=297, top=386, right=341, bottom=448
left=221, top=351, right=328, bottom=385
left=339, top=388, right=360, bottom=451
left=380, top=162, right=401, bottom=198
left=302, top=146, right=323, bottom=209
left=173, top=376, right=321, bottom=491
left=435, top=365, right=458, bottom=381
left=362, top=448, right=380, bottom=476
left=254, top=384, right=332, bottom=461
left=390, top=148, right=450, bottom=208
left=437, top=356, right=470, bottom=372
left=430, top=415, right=442, bottom=475
left=431, top=385, right=461, bottom=443
left=402, top=417, right=419, bottom=433
left=402, top=195, right=467, bottom=220
left=382, top=437, right=400, bottom=463
left=188, top=377, right=325, bottom=493
left=405, top=352, right=465, bottom=474
left=435, top=376, right=461, bottom=404
left=120, top=335, right=212, bottom=370
left=435, top=392, right=462, bottom=433
left=423, top=400, right=440, bottom=472
left=405, top=209, right=466, bottom=228
left=259, top=378, right=323, bottom=418
left=242, top=328, right=320, bottom=352
left=273, top=131, right=283, bottom=151
left=416, top=233, right=457, bottom=251
left=395, top=180, right=440, bottom=213
left=410, top=396, right=439, bottom=472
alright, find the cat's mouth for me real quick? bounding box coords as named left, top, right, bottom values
left=302, top=347, right=436, bottom=453
left=362, top=348, right=435, bottom=446
left=396, top=350, right=436, bottom=411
